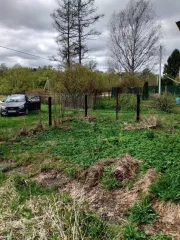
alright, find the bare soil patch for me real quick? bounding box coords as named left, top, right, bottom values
left=33, top=155, right=180, bottom=238
left=143, top=201, right=180, bottom=240
left=35, top=155, right=155, bottom=220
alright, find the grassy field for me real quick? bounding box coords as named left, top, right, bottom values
left=0, top=99, right=180, bottom=239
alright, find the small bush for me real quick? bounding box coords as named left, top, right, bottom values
left=119, top=94, right=137, bottom=111
left=128, top=196, right=158, bottom=224
left=142, top=81, right=149, bottom=100
left=151, top=93, right=175, bottom=112
left=145, top=129, right=155, bottom=139
left=150, top=169, right=180, bottom=202
left=100, top=166, right=121, bottom=191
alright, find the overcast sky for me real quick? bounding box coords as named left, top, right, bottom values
left=0, top=0, right=180, bottom=72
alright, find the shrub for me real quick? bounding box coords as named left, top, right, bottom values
left=119, top=94, right=137, bottom=111
left=151, top=92, right=175, bottom=112
left=142, top=81, right=149, bottom=100
left=128, top=196, right=158, bottom=224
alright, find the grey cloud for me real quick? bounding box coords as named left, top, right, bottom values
left=0, top=0, right=57, bottom=31
left=0, top=0, right=180, bottom=71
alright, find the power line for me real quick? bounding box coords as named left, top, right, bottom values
left=0, top=45, right=54, bottom=61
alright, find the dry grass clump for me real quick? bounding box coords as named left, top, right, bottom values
left=0, top=179, right=96, bottom=240
left=123, top=116, right=162, bottom=131
left=15, top=121, right=44, bottom=138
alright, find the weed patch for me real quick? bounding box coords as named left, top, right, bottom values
left=128, top=196, right=158, bottom=224
left=99, top=166, right=121, bottom=191
left=14, top=175, right=52, bottom=203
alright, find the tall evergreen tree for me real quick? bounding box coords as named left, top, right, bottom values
left=51, top=0, right=76, bottom=67
left=164, top=49, right=180, bottom=78
left=73, top=0, right=104, bottom=64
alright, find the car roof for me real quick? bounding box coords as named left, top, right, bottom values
left=8, top=94, right=25, bottom=96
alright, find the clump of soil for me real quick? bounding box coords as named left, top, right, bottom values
left=113, top=154, right=141, bottom=183
left=15, top=121, right=44, bottom=137
left=35, top=154, right=150, bottom=220
left=84, top=154, right=141, bottom=187
left=84, top=159, right=114, bottom=187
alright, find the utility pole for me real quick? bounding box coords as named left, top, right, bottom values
left=159, top=45, right=162, bottom=95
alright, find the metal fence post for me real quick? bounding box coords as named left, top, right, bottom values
left=48, top=97, right=52, bottom=126
left=136, top=94, right=140, bottom=122
left=116, top=87, right=119, bottom=120
left=85, top=94, right=88, bottom=117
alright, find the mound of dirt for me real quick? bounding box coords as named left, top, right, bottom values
left=15, top=122, right=44, bottom=137
left=84, top=159, right=115, bottom=187
left=123, top=116, right=161, bottom=131
left=113, top=154, right=141, bottom=183
left=84, top=154, right=141, bottom=187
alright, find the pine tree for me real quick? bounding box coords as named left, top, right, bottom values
left=164, top=49, right=180, bottom=78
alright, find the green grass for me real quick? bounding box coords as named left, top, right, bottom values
left=122, top=224, right=173, bottom=240
left=0, top=100, right=180, bottom=238
left=0, top=171, right=6, bottom=184
left=150, top=168, right=180, bottom=202
left=128, top=196, right=158, bottom=224
left=13, top=175, right=53, bottom=203
left=99, top=165, right=121, bottom=191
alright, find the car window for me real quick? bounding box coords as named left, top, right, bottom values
left=5, top=95, right=26, bottom=103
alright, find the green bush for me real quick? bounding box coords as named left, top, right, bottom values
left=119, top=94, right=137, bottom=111
left=151, top=93, right=175, bottom=112
left=142, top=81, right=149, bottom=100
left=128, top=196, right=158, bottom=224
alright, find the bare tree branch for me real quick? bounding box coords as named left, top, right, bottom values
left=108, top=0, right=161, bottom=73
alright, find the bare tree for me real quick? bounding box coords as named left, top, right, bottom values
left=51, top=0, right=76, bottom=67
left=109, top=0, right=161, bottom=73
left=73, top=0, right=104, bottom=64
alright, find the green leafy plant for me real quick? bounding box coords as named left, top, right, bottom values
left=122, top=224, right=148, bottom=240
left=145, top=129, right=155, bottom=139
left=128, top=196, right=158, bottom=224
